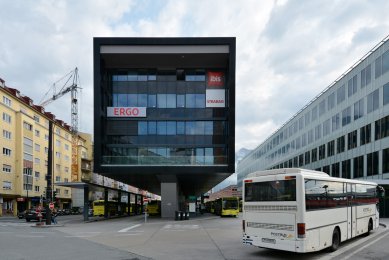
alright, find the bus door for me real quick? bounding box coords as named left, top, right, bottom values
left=347, top=183, right=356, bottom=239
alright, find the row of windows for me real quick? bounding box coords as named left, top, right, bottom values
left=113, top=93, right=212, bottom=108
left=260, top=90, right=389, bottom=163
left=102, top=147, right=227, bottom=165
left=112, top=69, right=207, bottom=82
left=272, top=149, right=385, bottom=179
left=138, top=121, right=214, bottom=136
left=305, top=180, right=377, bottom=211
left=252, top=78, right=389, bottom=162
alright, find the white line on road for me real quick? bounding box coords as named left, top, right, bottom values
left=342, top=231, right=389, bottom=260
left=118, top=224, right=142, bottom=233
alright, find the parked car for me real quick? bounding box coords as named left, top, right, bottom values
left=25, top=208, right=47, bottom=222
left=18, top=210, right=26, bottom=219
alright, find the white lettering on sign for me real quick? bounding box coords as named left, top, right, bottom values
left=107, top=107, right=147, bottom=117
left=206, top=89, right=225, bottom=108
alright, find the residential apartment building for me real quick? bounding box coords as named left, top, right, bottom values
left=237, top=36, right=389, bottom=216
left=0, top=78, right=73, bottom=216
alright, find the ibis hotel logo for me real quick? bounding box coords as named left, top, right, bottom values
left=107, top=107, right=147, bottom=117
left=207, top=71, right=225, bottom=88
left=206, top=71, right=225, bottom=107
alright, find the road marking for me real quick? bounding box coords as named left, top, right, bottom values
left=163, top=224, right=199, bottom=230
left=118, top=224, right=142, bottom=233
left=15, top=235, right=45, bottom=238
left=341, top=231, right=389, bottom=260
left=319, top=228, right=387, bottom=260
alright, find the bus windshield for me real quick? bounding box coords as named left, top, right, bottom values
left=245, top=179, right=296, bottom=202
left=223, top=199, right=238, bottom=209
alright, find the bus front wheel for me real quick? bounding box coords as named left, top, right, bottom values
left=329, top=228, right=340, bottom=252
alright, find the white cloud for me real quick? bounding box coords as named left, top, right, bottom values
left=1, top=0, right=388, bottom=156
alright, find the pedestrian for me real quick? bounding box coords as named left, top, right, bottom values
left=51, top=208, right=58, bottom=224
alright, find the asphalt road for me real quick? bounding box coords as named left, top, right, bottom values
left=0, top=214, right=387, bottom=260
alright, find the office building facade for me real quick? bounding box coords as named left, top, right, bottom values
left=94, top=37, right=235, bottom=217
left=237, top=37, right=389, bottom=216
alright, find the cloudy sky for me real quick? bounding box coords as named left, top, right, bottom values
left=1, top=0, right=389, bottom=155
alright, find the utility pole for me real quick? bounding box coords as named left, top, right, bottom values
left=45, top=120, right=53, bottom=225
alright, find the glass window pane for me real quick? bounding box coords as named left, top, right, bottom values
left=157, top=121, right=167, bottom=135
left=205, top=122, right=213, bottom=135
left=195, top=94, right=205, bottom=108
left=166, top=122, right=176, bottom=135
left=157, top=94, right=167, bottom=108
left=186, top=94, right=196, bottom=108
left=118, top=94, right=127, bottom=106
left=138, top=94, right=147, bottom=107
left=177, top=121, right=185, bottom=135
left=166, top=94, right=176, bottom=108
left=383, top=50, right=389, bottom=74
left=138, top=121, right=147, bottom=135
left=148, top=121, right=156, bottom=135
left=186, top=121, right=195, bottom=135
left=195, top=121, right=205, bottom=135
left=148, top=95, right=156, bottom=108
left=384, top=83, right=389, bottom=106
left=128, top=94, right=137, bottom=106
left=177, top=95, right=185, bottom=108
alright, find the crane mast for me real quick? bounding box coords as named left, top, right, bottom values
left=40, top=68, right=80, bottom=182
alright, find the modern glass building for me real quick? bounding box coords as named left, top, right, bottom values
left=94, top=37, right=235, bottom=217
left=237, top=36, right=389, bottom=216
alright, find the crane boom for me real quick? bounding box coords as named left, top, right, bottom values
left=39, top=68, right=81, bottom=182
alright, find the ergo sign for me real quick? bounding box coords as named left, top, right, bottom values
left=107, top=107, right=147, bottom=117
left=207, top=71, right=224, bottom=87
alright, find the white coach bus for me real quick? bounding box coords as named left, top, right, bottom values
left=242, top=168, right=384, bottom=253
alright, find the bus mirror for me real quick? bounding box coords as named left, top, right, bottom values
left=376, top=186, right=385, bottom=199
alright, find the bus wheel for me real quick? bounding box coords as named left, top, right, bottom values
left=365, top=219, right=373, bottom=236
left=329, top=228, right=340, bottom=252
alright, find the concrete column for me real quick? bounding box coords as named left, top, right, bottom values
left=118, top=190, right=122, bottom=215
left=127, top=193, right=131, bottom=216
left=83, top=185, right=89, bottom=221
left=161, top=182, right=178, bottom=218
left=104, top=188, right=108, bottom=218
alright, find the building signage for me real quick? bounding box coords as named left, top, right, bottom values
left=207, top=71, right=225, bottom=88
left=206, top=89, right=225, bottom=107
left=107, top=107, right=147, bottom=117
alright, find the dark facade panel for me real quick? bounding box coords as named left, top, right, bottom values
left=94, top=37, right=235, bottom=195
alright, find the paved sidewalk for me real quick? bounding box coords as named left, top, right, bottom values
left=379, top=217, right=389, bottom=227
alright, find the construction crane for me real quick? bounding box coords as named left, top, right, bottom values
left=39, top=68, right=81, bottom=182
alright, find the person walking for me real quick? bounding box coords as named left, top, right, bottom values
left=51, top=208, right=58, bottom=224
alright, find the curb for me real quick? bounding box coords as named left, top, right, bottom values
left=32, top=223, right=64, bottom=228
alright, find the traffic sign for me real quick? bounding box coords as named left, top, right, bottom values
left=49, top=203, right=54, bottom=210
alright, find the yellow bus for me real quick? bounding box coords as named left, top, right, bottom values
left=92, top=200, right=120, bottom=217
left=146, top=200, right=161, bottom=216
left=214, top=197, right=239, bottom=217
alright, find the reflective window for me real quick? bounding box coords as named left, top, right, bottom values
left=384, top=82, right=389, bottom=106
left=328, top=92, right=336, bottom=110
left=354, top=155, right=364, bottom=178
left=319, top=100, right=326, bottom=117
left=177, top=95, right=185, bottom=108
left=348, top=130, right=357, bottom=150
left=186, top=94, right=196, bottom=108
left=118, top=94, right=127, bottom=106
left=342, top=106, right=351, bottom=126
left=367, top=89, right=379, bottom=113
left=348, top=75, right=357, bottom=95
left=166, top=94, right=176, bottom=108
left=166, top=122, right=176, bottom=135
left=337, top=136, right=345, bottom=154
left=186, top=121, right=195, bottom=135
left=177, top=121, right=185, bottom=135
left=375, top=56, right=382, bottom=79
left=305, top=180, right=346, bottom=211
left=361, top=65, right=371, bottom=88
left=245, top=179, right=296, bottom=202
left=148, top=95, right=156, bottom=108
left=157, top=121, right=167, bottom=135
left=337, top=84, right=345, bottom=104
left=157, top=94, right=167, bottom=108
left=367, top=151, right=378, bottom=177
left=311, top=106, right=318, bottom=121
left=148, top=121, right=156, bottom=135
left=138, top=94, right=147, bottom=107
left=354, top=98, right=364, bottom=120
left=342, top=159, right=351, bottom=179
left=332, top=113, right=340, bottom=131
left=360, top=124, right=371, bottom=145
left=383, top=50, right=389, bottom=75
left=138, top=122, right=147, bottom=135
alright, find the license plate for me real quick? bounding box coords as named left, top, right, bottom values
left=262, top=238, right=276, bottom=244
